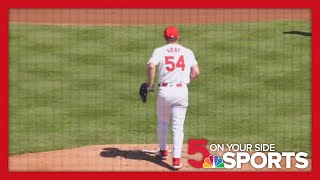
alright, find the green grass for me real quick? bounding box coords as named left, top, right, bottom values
left=9, top=21, right=311, bottom=155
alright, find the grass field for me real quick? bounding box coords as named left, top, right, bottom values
left=9, top=21, right=311, bottom=155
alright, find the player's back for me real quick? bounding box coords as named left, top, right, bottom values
left=151, top=44, right=198, bottom=85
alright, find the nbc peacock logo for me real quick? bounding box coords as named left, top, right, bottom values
left=202, top=155, right=225, bottom=168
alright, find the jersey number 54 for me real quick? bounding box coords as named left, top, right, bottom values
left=165, top=55, right=185, bottom=72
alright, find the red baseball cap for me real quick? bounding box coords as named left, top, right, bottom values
left=164, top=26, right=179, bottom=39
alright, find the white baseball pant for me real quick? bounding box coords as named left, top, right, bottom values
left=157, top=84, right=188, bottom=158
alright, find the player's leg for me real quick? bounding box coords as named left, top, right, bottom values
left=170, top=87, right=188, bottom=169
left=171, top=105, right=187, bottom=158
left=171, top=87, right=188, bottom=159
left=157, top=92, right=170, bottom=153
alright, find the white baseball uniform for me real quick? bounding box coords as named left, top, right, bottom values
left=147, top=43, right=198, bottom=158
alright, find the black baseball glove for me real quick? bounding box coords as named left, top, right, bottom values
left=139, top=83, right=154, bottom=103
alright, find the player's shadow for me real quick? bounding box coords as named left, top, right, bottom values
left=100, top=148, right=173, bottom=170
left=283, top=31, right=311, bottom=36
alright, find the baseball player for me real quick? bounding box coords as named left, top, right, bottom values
left=146, top=26, right=200, bottom=170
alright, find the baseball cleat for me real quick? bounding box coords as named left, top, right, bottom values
left=172, top=158, right=182, bottom=170
left=158, top=150, right=169, bottom=160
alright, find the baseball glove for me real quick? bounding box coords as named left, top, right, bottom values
left=139, top=83, right=154, bottom=103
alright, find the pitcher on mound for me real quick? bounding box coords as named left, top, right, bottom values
left=146, top=26, right=200, bottom=170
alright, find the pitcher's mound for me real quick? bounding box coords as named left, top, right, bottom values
left=9, top=144, right=311, bottom=172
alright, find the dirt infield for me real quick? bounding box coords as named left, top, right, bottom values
left=9, top=144, right=311, bottom=172
left=8, top=9, right=311, bottom=171
left=9, top=9, right=310, bottom=25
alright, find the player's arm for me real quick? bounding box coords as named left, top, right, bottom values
left=190, top=64, right=200, bottom=81
left=147, top=62, right=156, bottom=88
